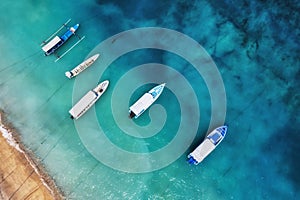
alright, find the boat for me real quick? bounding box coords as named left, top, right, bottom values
left=129, top=83, right=166, bottom=119
left=42, top=23, right=80, bottom=56
left=187, top=125, right=228, bottom=165
left=69, top=80, right=109, bottom=120
left=65, top=54, right=100, bottom=79
left=41, top=19, right=85, bottom=62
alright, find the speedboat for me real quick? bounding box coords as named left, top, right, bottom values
left=129, top=83, right=166, bottom=119
left=187, top=125, right=227, bottom=165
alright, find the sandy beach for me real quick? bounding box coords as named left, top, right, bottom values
left=0, top=112, right=63, bottom=200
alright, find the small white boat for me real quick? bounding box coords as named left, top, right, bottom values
left=69, top=80, right=109, bottom=120
left=187, top=125, right=227, bottom=165
left=129, top=83, right=166, bottom=119
left=65, top=54, right=100, bottom=78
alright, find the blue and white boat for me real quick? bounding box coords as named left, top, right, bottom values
left=129, top=83, right=166, bottom=119
left=187, top=125, right=227, bottom=165
left=42, top=23, right=80, bottom=56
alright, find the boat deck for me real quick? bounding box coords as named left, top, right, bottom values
left=190, top=139, right=215, bottom=163
left=42, top=36, right=62, bottom=52
left=129, top=93, right=153, bottom=115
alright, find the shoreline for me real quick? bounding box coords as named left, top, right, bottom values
left=0, top=110, right=64, bottom=200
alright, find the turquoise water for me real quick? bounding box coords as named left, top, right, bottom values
left=0, top=0, right=299, bottom=199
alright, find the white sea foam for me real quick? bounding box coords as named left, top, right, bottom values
left=0, top=124, right=23, bottom=153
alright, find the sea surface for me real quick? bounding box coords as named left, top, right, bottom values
left=0, top=0, right=299, bottom=199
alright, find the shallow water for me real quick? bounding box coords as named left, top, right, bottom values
left=0, top=0, right=299, bottom=199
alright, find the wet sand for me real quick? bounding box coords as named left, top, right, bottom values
left=0, top=112, right=63, bottom=200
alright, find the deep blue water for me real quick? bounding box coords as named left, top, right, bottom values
left=0, top=0, right=299, bottom=199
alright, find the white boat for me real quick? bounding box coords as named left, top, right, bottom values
left=129, top=83, right=166, bottom=119
left=65, top=54, right=100, bottom=78
left=69, top=80, right=109, bottom=120
left=187, top=125, right=228, bottom=165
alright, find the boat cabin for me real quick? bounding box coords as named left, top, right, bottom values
left=42, top=36, right=63, bottom=56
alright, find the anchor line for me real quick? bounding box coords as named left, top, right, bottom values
left=0, top=50, right=41, bottom=73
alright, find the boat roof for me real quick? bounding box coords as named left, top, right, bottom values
left=208, top=132, right=222, bottom=145
left=69, top=91, right=97, bottom=117
left=42, top=36, right=62, bottom=52
left=130, top=93, right=154, bottom=115
left=190, top=139, right=215, bottom=163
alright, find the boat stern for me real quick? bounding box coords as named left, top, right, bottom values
left=65, top=71, right=73, bottom=79
left=187, top=155, right=199, bottom=165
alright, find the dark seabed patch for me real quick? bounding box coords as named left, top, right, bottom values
left=263, top=112, right=300, bottom=193
left=208, top=0, right=300, bottom=71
